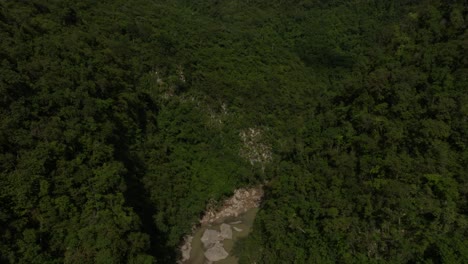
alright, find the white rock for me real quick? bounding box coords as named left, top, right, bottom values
left=233, top=226, right=243, bottom=232
left=204, top=242, right=228, bottom=262
left=220, top=223, right=232, bottom=239
left=201, top=229, right=221, bottom=248
left=180, top=236, right=192, bottom=261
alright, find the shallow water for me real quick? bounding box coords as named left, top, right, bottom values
left=186, top=208, right=259, bottom=264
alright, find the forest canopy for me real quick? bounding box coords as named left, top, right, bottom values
left=0, top=0, right=467, bottom=263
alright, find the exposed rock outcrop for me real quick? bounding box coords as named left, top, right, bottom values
left=200, top=186, right=263, bottom=225
left=239, top=128, right=272, bottom=166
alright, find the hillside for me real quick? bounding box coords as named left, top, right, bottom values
left=0, top=0, right=467, bottom=263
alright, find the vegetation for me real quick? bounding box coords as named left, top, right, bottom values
left=0, top=0, right=466, bottom=263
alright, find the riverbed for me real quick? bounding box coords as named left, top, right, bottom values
left=185, top=207, right=259, bottom=264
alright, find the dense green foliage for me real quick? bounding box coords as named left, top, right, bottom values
left=0, top=0, right=466, bottom=263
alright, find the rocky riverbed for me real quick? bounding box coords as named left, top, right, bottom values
left=180, top=186, right=263, bottom=263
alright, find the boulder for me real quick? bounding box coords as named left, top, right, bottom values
left=220, top=224, right=232, bottom=239
left=201, top=229, right=221, bottom=248
left=233, top=226, right=243, bottom=232
left=204, top=242, right=228, bottom=262
left=180, top=236, right=192, bottom=261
